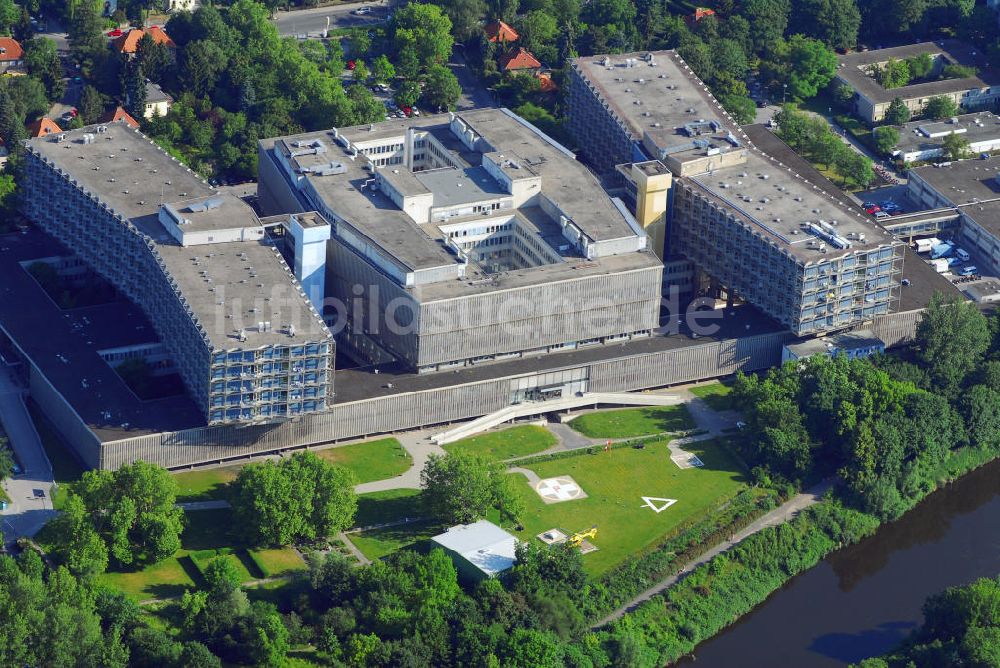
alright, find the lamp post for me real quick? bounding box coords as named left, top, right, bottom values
left=782, top=84, right=787, bottom=105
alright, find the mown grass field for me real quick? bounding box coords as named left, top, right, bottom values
left=97, top=509, right=306, bottom=601
left=508, top=438, right=748, bottom=574
left=442, top=424, right=556, bottom=460
left=170, top=437, right=413, bottom=503
left=569, top=404, right=696, bottom=439
left=172, top=465, right=242, bottom=503
left=316, top=437, right=412, bottom=483
left=689, top=381, right=736, bottom=412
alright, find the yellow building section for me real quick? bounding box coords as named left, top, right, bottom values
left=630, top=161, right=672, bottom=260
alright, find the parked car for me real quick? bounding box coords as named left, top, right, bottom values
left=352, top=6, right=373, bottom=14
left=865, top=205, right=881, bottom=215
left=874, top=211, right=891, bottom=220
left=347, top=60, right=356, bottom=70
left=960, top=265, right=979, bottom=276
left=401, top=106, right=413, bottom=117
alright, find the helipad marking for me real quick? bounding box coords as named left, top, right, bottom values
left=640, top=496, right=678, bottom=513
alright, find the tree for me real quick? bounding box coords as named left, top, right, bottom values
left=884, top=97, right=911, bottom=125
left=46, top=493, right=109, bottom=578
left=873, top=126, right=899, bottom=156
left=67, top=0, right=107, bottom=75
left=516, top=10, right=559, bottom=63
left=75, top=461, right=184, bottom=567
left=371, top=54, right=396, bottom=85
left=942, top=131, right=971, bottom=161
left=180, top=40, right=226, bottom=97
left=960, top=385, right=1000, bottom=450
left=392, top=4, right=454, bottom=70
left=871, top=57, right=911, bottom=89
left=742, top=0, right=791, bottom=55
left=421, top=451, right=523, bottom=523
left=780, top=35, right=838, bottom=101
left=4, top=75, right=49, bottom=123
left=437, top=0, right=488, bottom=41
left=136, top=32, right=172, bottom=84
left=718, top=94, right=756, bottom=125
left=832, top=83, right=855, bottom=110
left=791, top=0, right=860, bottom=51
left=915, top=293, right=991, bottom=393
left=23, top=38, right=65, bottom=102
left=923, top=95, right=960, bottom=121
left=423, top=64, right=462, bottom=111
left=352, top=59, right=369, bottom=83
left=78, top=85, right=106, bottom=125
left=122, top=58, right=147, bottom=122
left=230, top=452, right=357, bottom=546
left=834, top=146, right=874, bottom=187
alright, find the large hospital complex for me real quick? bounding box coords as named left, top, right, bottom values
left=2, top=50, right=949, bottom=469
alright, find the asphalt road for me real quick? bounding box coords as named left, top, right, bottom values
left=271, top=2, right=388, bottom=37
left=0, top=366, right=56, bottom=547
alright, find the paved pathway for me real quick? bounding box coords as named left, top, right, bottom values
left=354, top=429, right=446, bottom=494
left=508, top=466, right=541, bottom=485
left=336, top=530, right=371, bottom=566
left=177, top=500, right=230, bottom=512
left=0, top=366, right=57, bottom=546
left=592, top=479, right=834, bottom=628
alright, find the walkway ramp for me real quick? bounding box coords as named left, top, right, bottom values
left=430, top=392, right=681, bottom=445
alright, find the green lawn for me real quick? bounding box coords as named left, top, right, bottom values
left=509, top=438, right=748, bottom=574
left=170, top=438, right=412, bottom=503
left=172, top=465, right=242, bottom=503
left=443, top=424, right=556, bottom=460
left=349, top=521, right=439, bottom=561
left=354, top=488, right=423, bottom=528
left=249, top=547, right=308, bottom=577
left=349, top=488, right=439, bottom=560
left=316, top=437, right=412, bottom=483
left=689, top=381, right=736, bottom=412
left=98, top=509, right=273, bottom=601
left=569, top=404, right=696, bottom=439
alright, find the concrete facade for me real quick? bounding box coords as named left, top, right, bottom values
left=20, top=121, right=333, bottom=425
left=566, top=50, right=905, bottom=337
left=258, top=109, right=664, bottom=373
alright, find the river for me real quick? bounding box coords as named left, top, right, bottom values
left=678, top=458, right=1000, bottom=667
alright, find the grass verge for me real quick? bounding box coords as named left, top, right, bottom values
left=443, top=424, right=556, bottom=460
left=316, top=437, right=412, bottom=483
left=569, top=404, right=696, bottom=439
left=689, top=381, right=736, bottom=412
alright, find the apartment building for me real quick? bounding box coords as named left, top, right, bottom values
left=568, top=50, right=905, bottom=336
left=22, top=121, right=333, bottom=424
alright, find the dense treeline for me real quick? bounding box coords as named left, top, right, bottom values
left=855, top=575, right=1000, bottom=668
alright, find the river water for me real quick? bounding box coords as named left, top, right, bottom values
left=677, top=459, right=1000, bottom=667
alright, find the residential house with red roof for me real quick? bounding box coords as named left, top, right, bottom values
left=0, top=38, right=24, bottom=72
left=112, top=26, right=175, bottom=56
left=97, top=106, right=140, bottom=129
left=500, top=47, right=542, bottom=74
left=27, top=118, right=62, bottom=138
left=484, top=20, right=519, bottom=44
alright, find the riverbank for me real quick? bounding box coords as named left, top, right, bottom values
left=595, top=443, right=1000, bottom=665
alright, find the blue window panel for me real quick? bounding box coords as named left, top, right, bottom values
left=210, top=410, right=224, bottom=422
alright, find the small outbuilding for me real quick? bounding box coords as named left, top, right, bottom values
left=431, top=520, right=519, bottom=582
left=781, top=328, right=885, bottom=363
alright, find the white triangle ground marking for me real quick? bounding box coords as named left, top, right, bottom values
left=640, top=497, right=678, bottom=513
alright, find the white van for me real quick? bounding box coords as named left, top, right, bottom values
left=956, top=248, right=970, bottom=262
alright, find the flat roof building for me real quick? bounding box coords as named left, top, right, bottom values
left=21, top=121, right=333, bottom=425
left=891, top=112, right=1000, bottom=163
left=568, top=50, right=905, bottom=337
left=258, top=108, right=663, bottom=373
left=781, top=328, right=885, bottom=363
left=834, top=41, right=1000, bottom=124
left=908, top=158, right=1000, bottom=274
left=431, top=520, right=519, bottom=580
